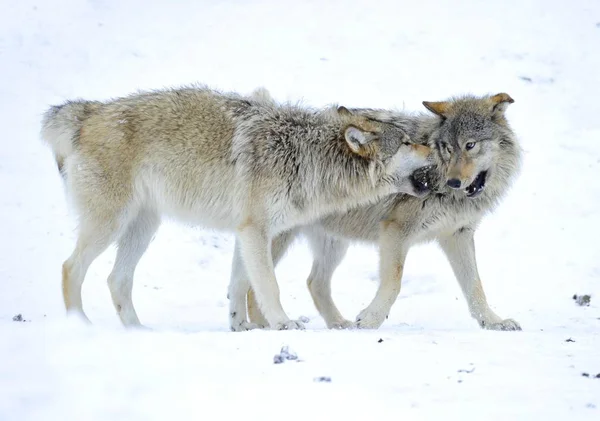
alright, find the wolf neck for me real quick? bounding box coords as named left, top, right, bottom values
left=481, top=132, right=523, bottom=206
left=296, top=122, right=390, bottom=214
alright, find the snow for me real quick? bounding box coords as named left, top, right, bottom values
left=1, top=0, right=599, bottom=420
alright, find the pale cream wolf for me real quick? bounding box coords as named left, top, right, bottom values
left=233, top=92, right=523, bottom=331
left=41, top=85, right=434, bottom=330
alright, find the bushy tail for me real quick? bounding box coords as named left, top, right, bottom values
left=40, top=100, right=102, bottom=176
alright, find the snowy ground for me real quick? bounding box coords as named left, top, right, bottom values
left=1, top=0, right=599, bottom=420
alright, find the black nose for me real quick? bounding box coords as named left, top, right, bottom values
left=447, top=178, right=462, bottom=189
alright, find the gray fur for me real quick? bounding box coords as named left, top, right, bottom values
left=40, top=84, right=434, bottom=330
left=236, top=92, right=523, bottom=331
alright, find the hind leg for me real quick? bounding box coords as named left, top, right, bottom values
left=62, top=215, right=125, bottom=322
left=304, top=229, right=353, bottom=329
left=107, top=209, right=160, bottom=327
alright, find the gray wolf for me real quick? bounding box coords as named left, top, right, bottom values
left=41, top=85, right=434, bottom=330
left=233, top=91, right=523, bottom=331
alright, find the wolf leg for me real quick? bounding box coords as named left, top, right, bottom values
left=304, top=229, right=353, bottom=329
left=245, top=230, right=297, bottom=328
left=355, top=220, right=407, bottom=329
left=107, top=208, right=160, bottom=328
left=228, top=239, right=263, bottom=331
left=236, top=224, right=304, bottom=330
left=437, top=228, right=521, bottom=331
left=246, top=289, right=267, bottom=327
left=62, top=213, right=126, bottom=323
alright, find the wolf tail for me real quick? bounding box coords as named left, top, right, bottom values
left=40, top=100, right=102, bottom=177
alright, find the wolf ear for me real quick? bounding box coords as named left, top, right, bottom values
left=249, top=87, right=275, bottom=104
left=490, top=93, right=514, bottom=114
left=422, top=101, right=450, bottom=118
left=337, top=106, right=353, bottom=117
left=344, top=125, right=377, bottom=154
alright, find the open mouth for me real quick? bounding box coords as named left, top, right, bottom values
left=410, top=165, right=436, bottom=195
left=464, top=171, right=487, bottom=198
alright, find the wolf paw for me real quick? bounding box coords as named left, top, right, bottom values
left=354, top=309, right=387, bottom=329
left=230, top=321, right=264, bottom=332
left=482, top=318, right=522, bottom=331
left=328, top=319, right=354, bottom=330
left=273, top=320, right=305, bottom=330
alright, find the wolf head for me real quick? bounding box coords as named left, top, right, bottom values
left=336, top=106, right=434, bottom=197
left=422, top=93, right=521, bottom=199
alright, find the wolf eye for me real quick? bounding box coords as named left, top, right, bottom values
left=465, top=142, right=476, bottom=151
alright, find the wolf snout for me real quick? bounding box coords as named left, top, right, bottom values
left=447, top=178, right=462, bottom=189
left=410, top=165, right=435, bottom=196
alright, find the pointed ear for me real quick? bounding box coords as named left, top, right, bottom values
left=490, top=93, right=514, bottom=114
left=337, top=106, right=353, bottom=117
left=344, top=125, right=377, bottom=154
left=249, top=86, right=275, bottom=104
left=422, top=101, right=450, bottom=118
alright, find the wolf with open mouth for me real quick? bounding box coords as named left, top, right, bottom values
left=230, top=92, right=523, bottom=332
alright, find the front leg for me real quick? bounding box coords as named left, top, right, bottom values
left=249, top=228, right=353, bottom=329
left=236, top=223, right=304, bottom=330
left=247, top=288, right=268, bottom=328
left=246, top=230, right=298, bottom=328
left=228, top=239, right=264, bottom=331
left=437, top=227, right=521, bottom=331
left=355, top=220, right=408, bottom=329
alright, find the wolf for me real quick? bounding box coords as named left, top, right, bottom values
left=232, top=91, right=523, bottom=331
left=41, top=85, right=435, bottom=330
